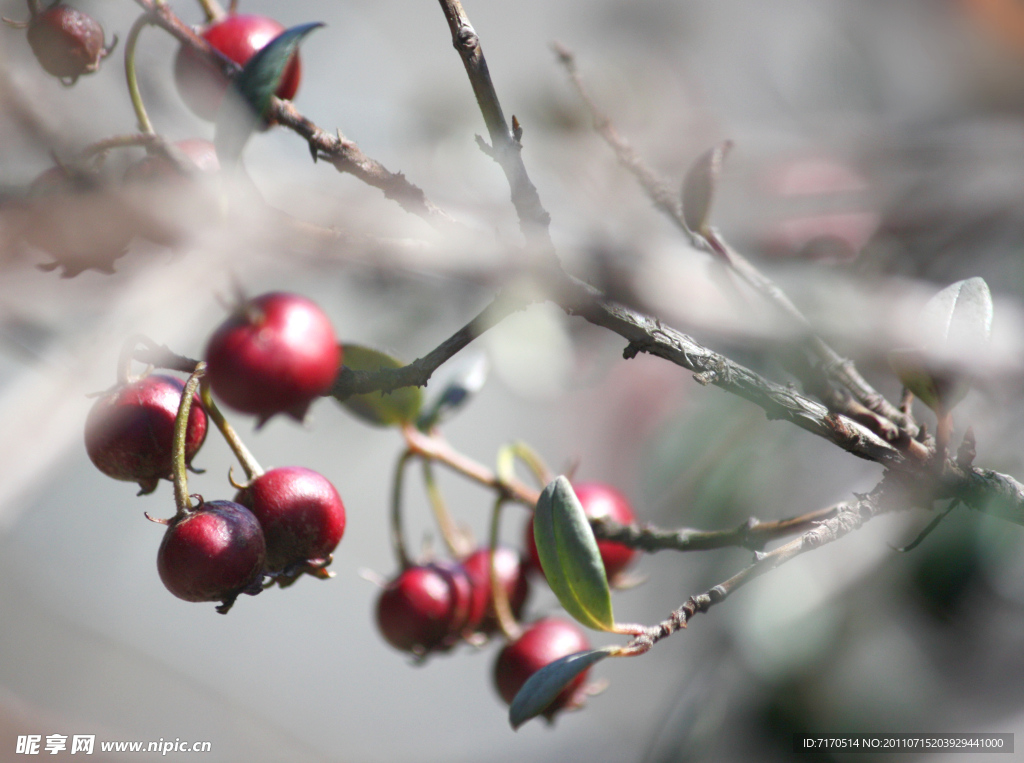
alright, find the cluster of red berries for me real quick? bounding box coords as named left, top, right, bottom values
left=375, top=483, right=637, bottom=720
left=85, top=292, right=345, bottom=613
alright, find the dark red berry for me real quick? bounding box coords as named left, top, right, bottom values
left=525, top=482, right=637, bottom=583
left=123, top=139, right=220, bottom=184
left=85, top=374, right=207, bottom=495
left=23, top=4, right=114, bottom=84
left=173, top=14, right=302, bottom=121
left=156, top=500, right=266, bottom=613
left=462, top=546, right=529, bottom=634
left=205, top=292, right=341, bottom=423
left=233, top=466, right=345, bottom=575
left=375, top=563, right=472, bottom=655
left=493, top=618, right=592, bottom=719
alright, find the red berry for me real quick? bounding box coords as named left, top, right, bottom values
left=204, top=292, right=341, bottom=424
left=525, top=482, right=637, bottom=583
left=493, top=618, right=592, bottom=719
left=123, top=139, right=220, bottom=184
left=462, top=546, right=530, bottom=634
left=173, top=14, right=302, bottom=121
left=375, top=563, right=472, bottom=655
left=157, top=500, right=266, bottom=613
left=234, top=466, right=346, bottom=574
left=23, top=5, right=114, bottom=84
left=85, top=374, right=207, bottom=495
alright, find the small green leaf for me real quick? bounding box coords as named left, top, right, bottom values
left=534, top=477, right=615, bottom=631
left=215, top=22, right=324, bottom=166
left=681, top=140, right=732, bottom=235
left=509, top=648, right=612, bottom=729
left=335, top=344, right=422, bottom=427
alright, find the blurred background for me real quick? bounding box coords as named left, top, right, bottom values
left=3, top=0, right=1024, bottom=760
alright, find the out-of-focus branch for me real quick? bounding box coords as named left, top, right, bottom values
left=130, top=0, right=457, bottom=229
left=590, top=503, right=843, bottom=553
left=554, top=44, right=920, bottom=441
left=617, top=485, right=898, bottom=655
left=436, top=0, right=554, bottom=251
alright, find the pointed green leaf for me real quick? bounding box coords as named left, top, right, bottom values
left=534, top=477, right=615, bottom=631
left=215, top=22, right=324, bottom=166
left=509, top=648, right=612, bottom=729
left=682, top=140, right=732, bottom=235
left=335, top=344, right=422, bottom=427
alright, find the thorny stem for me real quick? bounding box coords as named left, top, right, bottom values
left=421, top=461, right=471, bottom=558
left=124, top=14, right=156, bottom=135
left=591, top=503, right=844, bottom=554
left=199, top=381, right=264, bottom=481
left=489, top=497, right=521, bottom=640
left=390, top=451, right=416, bottom=569
left=613, top=486, right=897, bottom=656
left=436, top=0, right=554, bottom=252
left=172, top=364, right=206, bottom=517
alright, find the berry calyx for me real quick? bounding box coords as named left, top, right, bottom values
left=15, top=4, right=116, bottom=85
left=234, top=466, right=346, bottom=577
left=85, top=374, right=207, bottom=495
left=375, top=563, right=472, bottom=656
left=525, top=482, right=637, bottom=584
left=173, top=14, right=302, bottom=121
left=155, top=499, right=266, bottom=614
left=493, top=618, right=592, bottom=720
left=462, top=546, right=529, bottom=635
left=204, top=292, right=341, bottom=424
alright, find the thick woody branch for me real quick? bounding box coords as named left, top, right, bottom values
left=555, top=276, right=909, bottom=468
left=436, top=0, right=553, bottom=249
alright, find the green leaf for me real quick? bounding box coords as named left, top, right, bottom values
left=214, top=22, right=324, bottom=166
left=335, top=344, right=423, bottom=427
left=681, top=140, right=732, bottom=235
left=533, top=476, right=615, bottom=631
left=509, top=648, right=612, bottom=729
left=888, top=278, right=993, bottom=412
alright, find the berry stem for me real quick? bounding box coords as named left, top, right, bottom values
left=390, top=450, right=416, bottom=570
left=421, top=461, right=471, bottom=558
left=195, top=0, right=226, bottom=23
left=199, top=380, right=264, bottom=480
left=172, top=363, right=207, bottom=517
left=935, top=407, right=953, bottom=472
left=488, top=497, right=521, bottom=641
left=124, top=14, right=156, bottom=135
left=26, top=0, right=42, bottom=17
left=509, top=441, right=552, bottom=486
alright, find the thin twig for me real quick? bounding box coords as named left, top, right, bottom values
left=554, top=44, right=919, bottom=441
left=590, top=503, right=843, bottom=554
left=330, top=289, right=527, bottom=399
left=436, top=0, right=554, bottom=251
left=616, top=485, right=899, bottom=655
